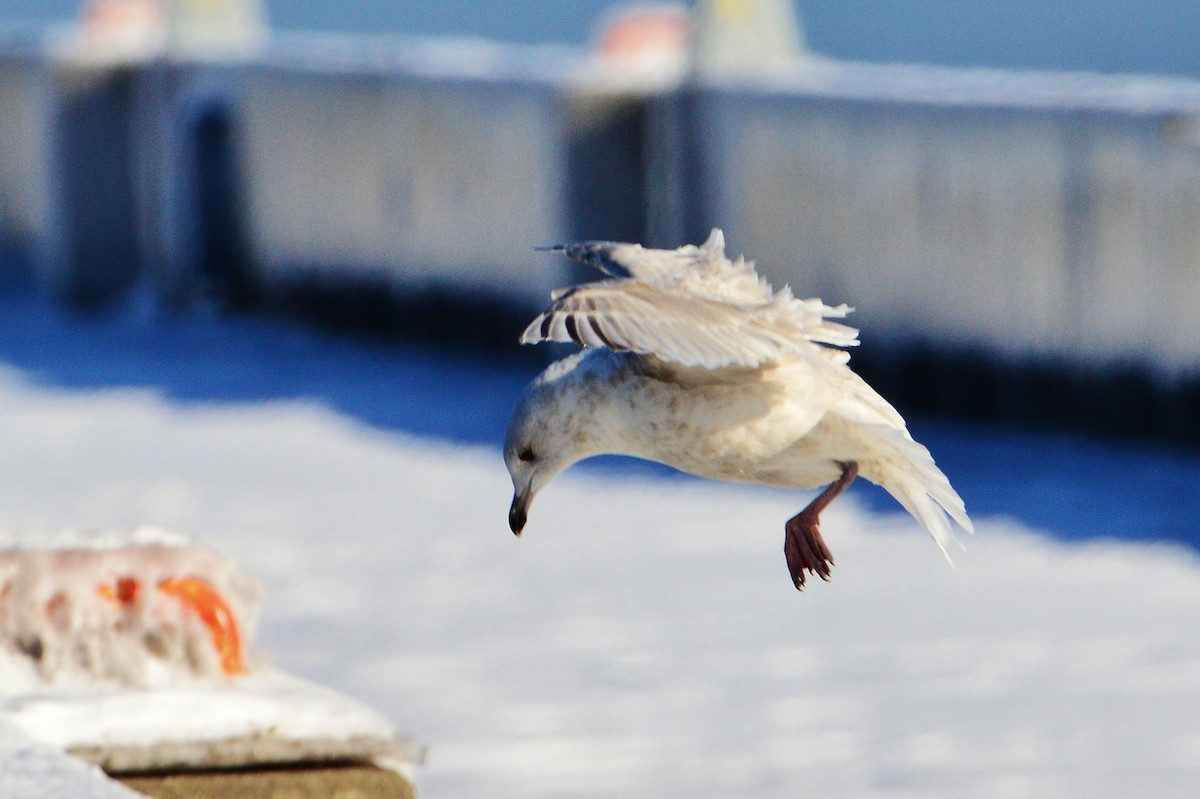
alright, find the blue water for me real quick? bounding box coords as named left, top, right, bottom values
left=7, top=1, right=1200, bottom=78
left=1, top=296, right=1196, bottom=553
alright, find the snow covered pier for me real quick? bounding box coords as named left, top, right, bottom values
left=2, top=30, right=1199, bottom=440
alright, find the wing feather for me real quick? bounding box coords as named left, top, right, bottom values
left=524, top=282, right=806, bottom=368
left=525, top=230, right=860, bottom=369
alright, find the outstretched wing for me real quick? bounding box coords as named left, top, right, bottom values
left=522, top=281, right=802, bottom=369
left=526, top=229, right=859, bottom=369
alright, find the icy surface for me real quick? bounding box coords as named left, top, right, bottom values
left=2, top=668, right=405, bottom=758
left=0, top=299, right=1196, bottom=797
left=0, top=719, right=140, bottom=799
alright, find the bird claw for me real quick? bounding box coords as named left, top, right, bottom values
left=784, top=512, right=835, bottom=590
left=782, top=462, right=855, bottom=590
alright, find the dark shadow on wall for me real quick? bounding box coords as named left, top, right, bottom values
left=851, top=343, right=1200, bottom=448
left=0, top=241, right=36, bottom=293
left=563, top=95, right=648, bottom=246
left=192, top=105, right=259, bottom=312
left=55, top=68, right=141, bottom=305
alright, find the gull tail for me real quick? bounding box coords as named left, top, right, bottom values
left=833, top=374, right=973, bottom=559
left=862, top=424, right=973, bottom=559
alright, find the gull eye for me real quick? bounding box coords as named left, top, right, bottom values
left=518, top=446, right=536, bottom=463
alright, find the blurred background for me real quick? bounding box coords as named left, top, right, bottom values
left=2, top=0, right=1199, bottom=440
left=8, top=0, right=1200, bottom=75
left=2, top=0, right=1199, bottom=467
left=1, top=2, right=1200, bottom=797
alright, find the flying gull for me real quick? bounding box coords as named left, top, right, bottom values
left=504, top=229, right=972, bottom=589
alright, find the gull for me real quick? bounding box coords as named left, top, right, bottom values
left=504, top=229, right=972, bottom=589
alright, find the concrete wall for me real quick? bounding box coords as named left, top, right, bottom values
left=233, top=67, right=569, bottom=308
left=686, top=65, right=1200, bottom=380
left=1, top=35, right=628, bottom=321
left=3, top=48, right=169, bottom=303
left=52, top=64, right=148, bottom=304
left=163, top=40, right=667, bottom=334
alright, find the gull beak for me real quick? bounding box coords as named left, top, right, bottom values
left=509, top=489, right=532, bottom=537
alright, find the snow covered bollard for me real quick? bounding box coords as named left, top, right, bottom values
left=0, top=528, right=423, bottom=796
left=0, top=528, right=261, bottom=689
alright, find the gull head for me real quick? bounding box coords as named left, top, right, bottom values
left=504, top=353, right=607, bottom=536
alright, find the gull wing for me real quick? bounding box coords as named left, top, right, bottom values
left=525, top=230, right=860, bottom=369
left=522, top=281, right=796, bottom=369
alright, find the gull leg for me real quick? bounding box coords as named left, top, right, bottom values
left=784, top=461, right=859, bottom=590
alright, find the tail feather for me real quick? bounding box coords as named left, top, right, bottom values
left=858, top=423, right=973, bottom=558
left=829, top=369, right=972, bottom=553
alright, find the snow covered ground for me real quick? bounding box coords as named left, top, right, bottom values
left=0, top=297, right=1198, bottom=798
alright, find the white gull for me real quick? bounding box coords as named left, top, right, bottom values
left=504, top=230, right=973, bottom=589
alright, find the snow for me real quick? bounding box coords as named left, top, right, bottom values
left=255, top=30, right=693, bottom=97
left=0, top=298, right=1198, bottom=797
left=719, top=57, right=1200, bottom=116
left=0, top=527, right=189, bottom=550
left=3, top=668, right=420, bottom=773
left=8, top=670, right=393, bottom=750
left=225, top=29, right=1200, bottom=112
left=0, top=719, right=141, bottom=799
left=248, top=28, right=1200, bottom=115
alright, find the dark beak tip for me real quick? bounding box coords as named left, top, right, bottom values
left=508, top=501, right=528, bottom=537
